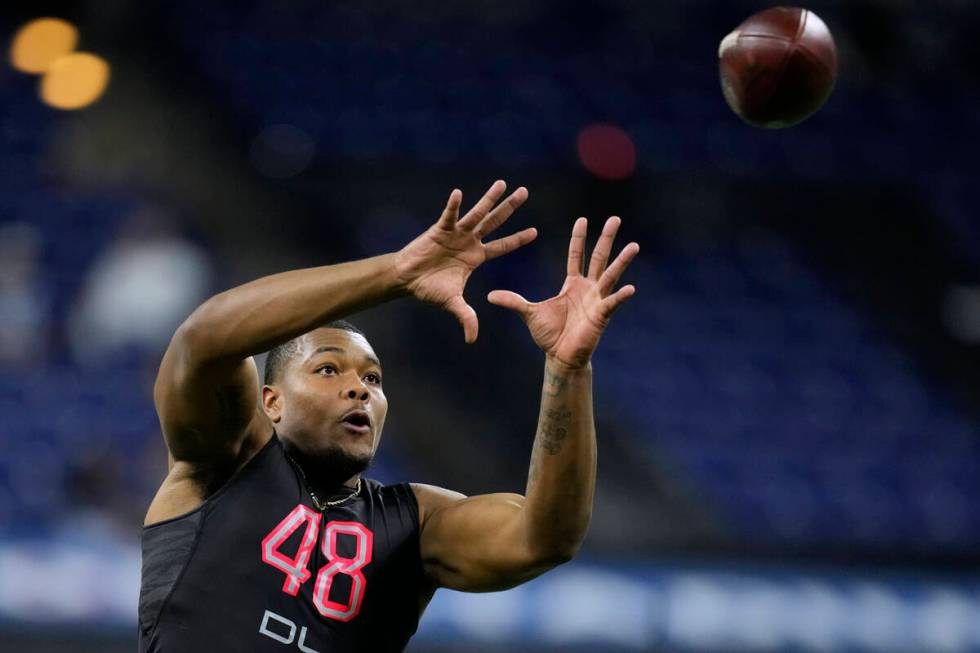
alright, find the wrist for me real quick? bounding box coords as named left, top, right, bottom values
left=384, top=251, right=413, bottom=297
left=545, top=354, right=591, bottom=375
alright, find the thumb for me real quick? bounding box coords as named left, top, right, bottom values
left=487, top=290, right=530, bottom=321
left=446, top=295, right=478, bottom=344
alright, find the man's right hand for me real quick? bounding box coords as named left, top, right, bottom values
left=393, top=180, right=536, bottom=343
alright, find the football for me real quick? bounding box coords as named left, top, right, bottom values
left=719, top=7, right=838, bottom=128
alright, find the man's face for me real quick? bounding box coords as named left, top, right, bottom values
left=263, top=328, right=388, bottom=477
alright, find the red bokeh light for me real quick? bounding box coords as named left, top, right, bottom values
left=576, top=123, right=636, bottom=181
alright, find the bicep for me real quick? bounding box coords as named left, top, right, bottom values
left=154, top=327, right=265, bottom=465
left=414, top=484, right=556, bottom=592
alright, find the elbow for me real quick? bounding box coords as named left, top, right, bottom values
left=171, top=297, right=227, bottom=361
left=168, top=316, right=210, bottom=365
left=529, top=537, right=582, bottom=569
left=540, top=550, right=576, bottom=568
left=548, top=542, right=581, bottom=566
left=523, top=512, right=590, bottom=569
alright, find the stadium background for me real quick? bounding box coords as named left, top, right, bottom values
left=2, top=1, right=979, bottom=651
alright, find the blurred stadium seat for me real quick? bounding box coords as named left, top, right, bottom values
left=2, top=1, right=979, bottom=651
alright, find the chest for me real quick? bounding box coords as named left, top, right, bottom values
left=258, top=503, right=384, bottom=621
left=144, top=447, right=423, bottom=651
left=184, top=488, right=421, bottom=624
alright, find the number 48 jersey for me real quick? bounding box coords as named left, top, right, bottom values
left=139, top=435, right=423, bottom=653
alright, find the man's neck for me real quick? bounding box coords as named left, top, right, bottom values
left=282, top=440, right=363, bottom=496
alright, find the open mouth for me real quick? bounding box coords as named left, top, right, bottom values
left=341, top=411, right=371, bottom=431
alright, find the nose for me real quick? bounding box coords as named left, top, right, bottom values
left=342, top=374, right=369, bottom=402
left=346, top=388, right=368, bottom=401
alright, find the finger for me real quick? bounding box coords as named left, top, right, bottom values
left=474, top=186, right=528, bottom=239
left=487, top=290, right=530, bottom=321
left=457, top=180, right=506, bottom=231
left=598, top=242, right=640, bottom=296
left=484, top=227, right=538, bottom=260
left=446, top=295, right=479, bottom=344
left=436, top=189, right=463, bottom=229
left=600, top=284, right=636, bottom=317
left=587, top=216, right=622, bottom=281
left=566, top=217, right=588, bottom=277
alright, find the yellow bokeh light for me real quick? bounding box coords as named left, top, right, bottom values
left=10, top=18, right=79, bottom=74
left=40, top=52, right=111, bottom=110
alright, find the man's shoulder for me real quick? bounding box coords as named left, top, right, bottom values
left=357, top=477, right=420, bottom=506
left=145, top=430, right=276, bottom=526
left=406, top=483, right=467, bottom=525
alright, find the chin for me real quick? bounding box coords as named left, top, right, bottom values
left=309, top=442, right=373, bottom=480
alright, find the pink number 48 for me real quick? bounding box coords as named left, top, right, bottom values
left=261, top=505, right=374, bottom=622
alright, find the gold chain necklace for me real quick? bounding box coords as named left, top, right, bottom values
left=285, top=452, right=362, bottom=511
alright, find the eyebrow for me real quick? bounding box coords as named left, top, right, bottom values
left=308, top=345, right=382, bottom=369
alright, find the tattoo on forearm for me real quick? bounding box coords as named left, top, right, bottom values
left=528, top=407, right=571, bottom=485
left=538, top=408, right=571, bottom=455
left=529, top=363, right=583, bottom=485
left=528, top=444, right=542, bottom=483
left=543, top=367, right=568, bottom=398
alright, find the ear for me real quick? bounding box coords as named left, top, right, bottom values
left=262, top=385, right=283, bottom=423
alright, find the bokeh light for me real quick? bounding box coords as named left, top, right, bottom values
left=9, top=18, right=79, bottom=74
left=39, top=52, right=111, bottom=110
left=1, top=4, right=979, bottom=651
left=576, top=123, right=637, bottom=181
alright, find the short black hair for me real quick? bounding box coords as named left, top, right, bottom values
left=263, top=320, right=367, bottom=385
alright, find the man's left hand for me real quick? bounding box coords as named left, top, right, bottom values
left=488, top=216, right=638, bottom=369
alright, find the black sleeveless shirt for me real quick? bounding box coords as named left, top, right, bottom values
left=139, top=435, right=423, bottom=652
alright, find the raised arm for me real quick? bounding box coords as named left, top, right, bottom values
left=154, top=253, right=405, bottom=466
left=415, top=216, right=638, bottom=591
left=153, top=181, right=535, bottom=469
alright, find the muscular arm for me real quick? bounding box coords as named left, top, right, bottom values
left=414, top=216, right=637, bottom=592
left=415, top=357, right=593, bottom=591
left=524, top=359, right=595, bottom=554
left=154, top=254, right=406, bottom=465
left=154, top=181, right=532, bottom=468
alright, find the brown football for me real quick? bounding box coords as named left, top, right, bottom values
left=719, top=6, right=838, bottom=128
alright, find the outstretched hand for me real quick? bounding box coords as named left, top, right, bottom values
left=488, top=217, right=638, bottom=369
left=394, top=181, right=537, bottom=343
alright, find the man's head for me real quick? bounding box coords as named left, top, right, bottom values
left=262, top=321, right=387, bottom=485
